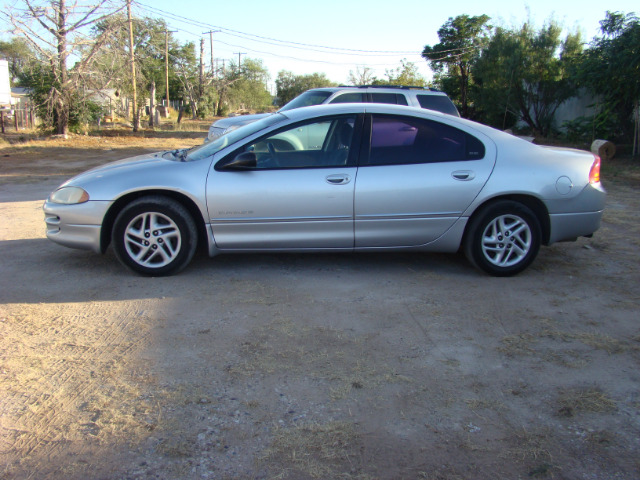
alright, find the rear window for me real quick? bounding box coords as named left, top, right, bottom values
left=416, top=95, right=459, bottom=116
left=365, top=115, right=485, bottom=165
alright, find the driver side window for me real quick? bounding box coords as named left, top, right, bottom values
left=244, top=115, right=357, bottom=169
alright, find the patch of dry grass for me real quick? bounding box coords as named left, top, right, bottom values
left=542, top=330, right=629, bottom=355
left=556, top=387, right=617, bottom=417
left=500, top=428, right=554, bottom=463
left=226, top=318, right=411, bottom=400
left=498, top=333, right=537, bottom=357
left=464, top=398, right=505, bottom=412
left=262, top=421, right=369, bottom=479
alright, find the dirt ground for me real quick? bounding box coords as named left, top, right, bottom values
left=0, top=131, right=639, bottom=480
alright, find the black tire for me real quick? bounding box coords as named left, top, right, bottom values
left=463, top=200, right=541, bottom=276
left=112, top=196, right=197, bottom=276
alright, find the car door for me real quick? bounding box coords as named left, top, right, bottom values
left=207, top=114, right=362, bottom=250
left=354, top=113, right=496, bottom=247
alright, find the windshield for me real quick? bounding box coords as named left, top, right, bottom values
left=186, top=113, right=286, bottom=161
left=279, top=90, right=333, bottom=112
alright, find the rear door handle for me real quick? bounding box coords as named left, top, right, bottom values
left=452, top=170, right=476, bottom=181
left=326, top=174, right=351, bottom=185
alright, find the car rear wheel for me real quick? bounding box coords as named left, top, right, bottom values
left=112, top=196, right=197, bottom=276
left=464, top=200, right=541, bottom=276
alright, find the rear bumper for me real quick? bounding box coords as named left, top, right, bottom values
left=546, top=182, right=605, bottom=243
left=548, top=210, right=603, bottom=243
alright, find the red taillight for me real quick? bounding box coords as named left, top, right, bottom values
left=589, top=155, right=601, bottom=184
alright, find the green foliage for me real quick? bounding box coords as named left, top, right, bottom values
left=21, top=64, right=104, bottom=132
left=90, top=15, right=178, bottom=105
left=374, top=60, right=428, bottom=87
left=0, top=38, right=35, bottom=85
left=276, top=71, right=336, bottom=106
left=423, top=14, right=491, bottom=117
left=472, top=22, right=581, bottom=136
left=224, top=58, right=272, bottom=112
left=575, top=11, right=640, bottom=142
left=562, top=104, right=625, bottom=143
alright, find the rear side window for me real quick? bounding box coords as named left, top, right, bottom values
left=416, top=95, right=459, bottom=116
left=370, top=93, right=409, bottom=105
left=365, top=115, right=485, bottom=166
left=330, top=92, right=366, bottom=104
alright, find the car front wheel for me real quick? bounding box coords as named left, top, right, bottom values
left=112, top=196, right=197, bottom=276
left=464, top=200, right=541, bottom=276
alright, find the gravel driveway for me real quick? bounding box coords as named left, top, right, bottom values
left=1, top=138, right=639, bottom=479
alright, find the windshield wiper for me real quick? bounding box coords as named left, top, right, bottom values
left=160, top=147, right=195, bottom=162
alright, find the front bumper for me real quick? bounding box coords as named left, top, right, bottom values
left=43, top=200, right=112, bottom=253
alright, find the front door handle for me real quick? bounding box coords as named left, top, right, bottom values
left=326, top=174, right=351, bottom=185
left=452, top=170, right=476, bottom=181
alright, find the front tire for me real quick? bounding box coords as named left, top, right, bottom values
left=464, top=200, right=541, bottom=276
left=112, top=196, right=197, bottom=276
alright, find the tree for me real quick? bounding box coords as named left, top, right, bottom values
left=275, top=71, right=336, bottom=106
left=225, top=58, right=271, bottom=112
left=348, top=66, right=377, bottom=85
left=576, top=11, right=640, bottom=147
left=0, top=37, right=36, bottom=84
left=90, top=14, right=178, bottom=125
left=473, top=22, right=582, bottom=136
left=375, top=59, right=428, bottom=87
left=174, top=41, right=207, bottom=119
left=422, top=14, right=491, bottom=117
left=5, top=0, right=124, bottom=135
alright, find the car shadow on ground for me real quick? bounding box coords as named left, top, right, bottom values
left=0, top=237, right=479, bottom=304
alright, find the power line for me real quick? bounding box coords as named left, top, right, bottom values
left=133, top=1, right=424, bottom=56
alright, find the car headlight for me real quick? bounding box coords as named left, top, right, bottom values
left=49, top=186, right=90, bottom=204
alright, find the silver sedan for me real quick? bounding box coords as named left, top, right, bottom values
left=43, top=104, right=605, bottom=276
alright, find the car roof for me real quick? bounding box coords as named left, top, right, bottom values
left=308, top=86, right=450, bottom=96
left=278, top=102, right=521, bottom=143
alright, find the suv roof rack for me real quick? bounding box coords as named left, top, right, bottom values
left=338, top=85, right=441, bottom=92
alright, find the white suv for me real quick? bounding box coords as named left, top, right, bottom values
left=207, top=85, right=459, bottom=141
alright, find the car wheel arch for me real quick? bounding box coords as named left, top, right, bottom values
left=464, top=194, right=551, bottom=247
left=100, top=190, right=208, bottom=254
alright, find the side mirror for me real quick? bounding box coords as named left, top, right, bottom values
left=221, top=152, right=257, bottom=170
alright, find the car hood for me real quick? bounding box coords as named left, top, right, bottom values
left=60, top=152, right=173, bottom=185
left=52, top=150, right=213, bottom=203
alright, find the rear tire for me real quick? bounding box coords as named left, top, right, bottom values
left=464, top=200, right=541, bottom=276
left=112, top=196, right=197, bottom=276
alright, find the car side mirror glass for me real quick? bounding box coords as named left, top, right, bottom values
left=221, top=152, right=257, bottom=170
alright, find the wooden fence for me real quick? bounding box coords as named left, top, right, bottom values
left=0, top=103, right=37, bottom=133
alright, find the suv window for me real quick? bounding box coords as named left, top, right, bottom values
left=365, top=115, right=485, bottom=166
left=416, top=95, right=459, bottom=116
left=280, top=90, right=333, bottom=111
left=329, top=92, right=366, bottom=104
left=370, top=93, right=409, bottom=105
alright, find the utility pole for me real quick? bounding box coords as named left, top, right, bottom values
left=165, top=29, right=177, bottom=112
left=202, top=30, right=220, bottom=75
left=126, top=0, right=139, bottom=131
left=199, top=38, right=204, bottom=101
left=196, top=38, right=204, bottom=120
left=234, top=52, right=246, bottom=71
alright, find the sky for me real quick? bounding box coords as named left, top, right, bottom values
left=130, top=0, right=637, bottom=90
left=2, top=0, right=638, bottom=91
